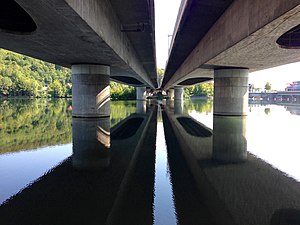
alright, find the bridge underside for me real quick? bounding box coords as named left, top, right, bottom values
left=0, top=0, right=157, bottom=88
left=163, top=0, right=300, bottom=90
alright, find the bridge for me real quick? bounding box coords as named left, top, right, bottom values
left=0, top=0, right=157, bottom=117
left=162, top=0, right=300, bottom=117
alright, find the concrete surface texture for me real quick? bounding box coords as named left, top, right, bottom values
left=163, top=0, right=300, bottom=89
left=174, top=86, right=183, bottom=101
left=136, top=87, right=147, bottom=100
left=213, top=68, right=249, bottom=116
left=72, top=64, right=110, bottom=117
left=0, top=0, right=157, bottom=87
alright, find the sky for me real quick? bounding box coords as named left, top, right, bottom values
left=154, top=0, right=300, bottom=91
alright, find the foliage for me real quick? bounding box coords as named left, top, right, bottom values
left=184, top=82, right=214, bottom=98
left=157, top=68, right=164, bottom=87
left=265, top=82, right=272, bottom=91
left=0, top=49, right=71, bottom=97
left=0, top=99, right=72, bottom=153
left=110, top=81, right=136, bottom=100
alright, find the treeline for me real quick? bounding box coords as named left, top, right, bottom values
left=158, top=69, right=213, bottom=98
left=0, top=49, right=71, bottom=98
left=110, top=81, right=136, bottom=100
left=184, top=82, right=214, bottom=97
left=0, top=49, right=137, bottom=99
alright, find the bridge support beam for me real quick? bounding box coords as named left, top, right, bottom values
left=213, top=68, right=249, bottom=116
left=136, top=87, right=146, bottom=100
left=72, top=64, right=110, bottom=118
left=174, top=86, right=183, bottom=101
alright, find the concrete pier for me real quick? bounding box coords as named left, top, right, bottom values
left=213, top=68, right=249, bottom=116
left=72, top=64, right=110, bottom=118
left=136, top=87, right=146, bottom=100
left=174, top=86, right=183, bottom=101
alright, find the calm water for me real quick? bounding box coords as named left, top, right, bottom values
left=1, top=99, right=300, bottom=225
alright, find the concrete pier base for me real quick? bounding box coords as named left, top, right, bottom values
left=72, top=117, right=110, bottom=170
left=136, top=87, right=146, bottom=100
left=174, top=86, right=183, bottom=101
left=213, top=68, right=249, bottom=116
left=72, top=64, right=110, bottom=118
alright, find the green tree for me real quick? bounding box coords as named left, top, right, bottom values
left=0, top=75, right=13, bottom=96
left=157, top=68, right=164, bottom=87
left=48, top=80, right=64, bottom=97
left=265, top=82, right=272, bottom=91
left=184, top=82, right=214, bottom=97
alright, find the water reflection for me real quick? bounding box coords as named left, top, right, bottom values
left=0, top=99, right=72, bottom=205
left=2, top=99, right=300, bottom=225
left=72, top=117, right=110, bottom=170
left=136, top=100, right=146, bottom=114
left=0, top=101, right=157, bottom=225
left=0, top=99, right=72, bottom=153
left=153, top=106, right=177, bottom=225
left=213, top=116, right=247, bottom=163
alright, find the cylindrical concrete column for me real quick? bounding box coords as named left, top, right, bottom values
left=174, top=86, right=183, bottom=101
left=213, top=115, right=247, bottom=163
left=214, top=68, right=249, bottom=116
left=72, top=64, right=110, bottom=117
left=168, top=88, right=174, bottom=100
left=72, top=117, right=110, bottom=170
left=136, top=87, right=146, bottom=100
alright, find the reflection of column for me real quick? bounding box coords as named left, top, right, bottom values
left=136, top=87, right=146, bottom=100
left=169, top=100, right=174, bottom=109
left=213, top=116, right=247, bottom=163
left=174, top=100, right=183, bottom=115
left=72, top=117, right=110, bottom=170
left=174, top=86, right=183, bottom=101
left=136, top=100, right=146, bottom=114
left=169, top=88, right=174, bottom=100
left=72, top=64, right=110, bottom=117
left=214, top=68, right=249, bottom=116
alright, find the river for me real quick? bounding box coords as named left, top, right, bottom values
left=1, top=98, right=300, bottom=225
